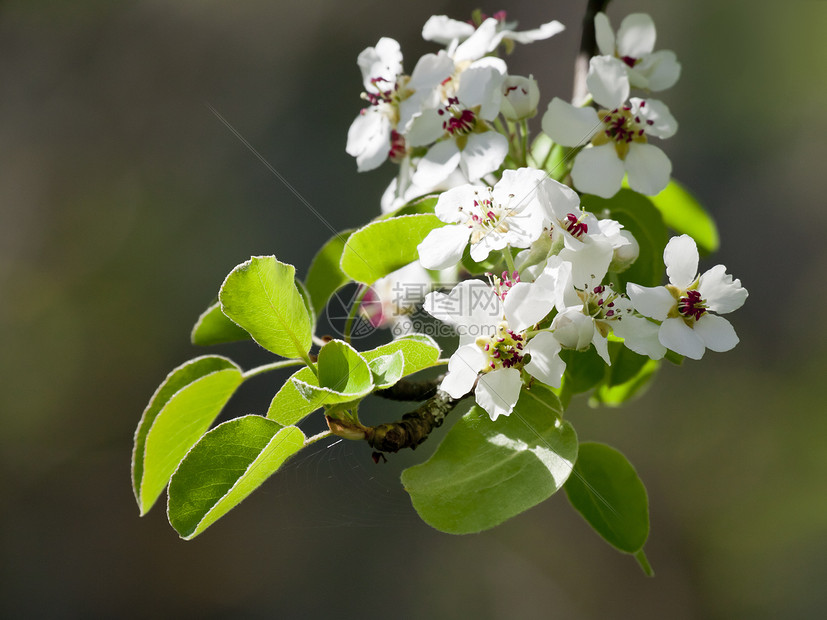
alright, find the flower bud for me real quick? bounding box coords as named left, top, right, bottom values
left=609, top=230, right=640, bottom=273
left=500, top=75, right=540, bottom=121
left=551, top=309, right=594, bottom=350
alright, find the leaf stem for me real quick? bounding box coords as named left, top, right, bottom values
left=504, top=245, right=517, bottom=274
left=242, top=358, right=305, bottom=379
left=344, top=285, right=371, bottom=345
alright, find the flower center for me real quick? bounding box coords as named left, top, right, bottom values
left=388, top=130, right=406, bottom=162
left=438, top=97, right=477, bottom=136
left=677, top=289, right=707, bottom=322
left=620, top=55, right=639, bottom=68
left=476, top=322, right=525, bottom=371
left=593, top=105, right=654, bottom=159
left=488, top=270, right=521, bottom=301
left=564, top=212, right=589, bottom=238
left=363, top=77, right=397, bottom=106
left=459, top=189, right=513, bottom=244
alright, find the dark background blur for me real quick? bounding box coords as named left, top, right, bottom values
left=2, top=1, right=825, bottom=618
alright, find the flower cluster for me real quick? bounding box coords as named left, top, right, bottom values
left=348, top=11, right=746, bottom=421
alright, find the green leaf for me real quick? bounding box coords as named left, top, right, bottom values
left=132, top=355, right=244, bottom=515
left=460, top=243, right=500, bottom=275
left=564, top=442, right=650, bottom=557
left=561, top=347, right=607, bottom=395
left=650, top=179, right=719, bottom=255
left=380, top=195, right=437, bottom=219
left=340, top=214, right=444, bottom=285
left=361, top=334, right=441, bottom=377
left=590, top=341, right=660, bottom=407
left=292, top=339, right=373, bottom=408
left=402, top=386, right=578, bottom=534
left=581, top=189, right=669, bottom=289
left=167, top=416, right=305, bottom=539
left=305, top=230, right=354, bottom=318
left=191, top=301, right=251, bottom=346
left=266, top=366, right=319, bottom=426
left=368, top=350, right=405, bottom=389
left=219, top=256, right=313, bottom=359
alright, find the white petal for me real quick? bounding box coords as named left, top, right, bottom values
left=412, top=140, right=462, bottom=187
left=508, top=19, right=566, bottom=44
left=417, top=224, right=471, bottom=270
left=593, top=332, right=611, bottom=364
left=632, top=98, right=678, bottom=139
left=594, top=12, right=615, bottom=56
left=616, top=13, right=657, bottom=59
left=454, top=18, right=499, bottom=63
left=625, top=143, right=672, bottom=196
left=502, top=281, right=556, bottom=333
left=611, top=315, right=666, bottom=360
left=442, top=344, right=488, bottom=398
left=460, top=132, right=508, bottom=181
left=539, top=177, right=582, bottom=223
left=694, top=314, right=739, bottom=353
left=524, top=331, right=565, bottom=388
left=627, top=284, right=675, bottom=321
left=357, top=38, right=402, bottom=91
left=475, top=368, right=522, bottom=421
left=698, top=265, right=748, bottom=314
left=459, top=60, right=507, bottom=120
left=637, top=50, right=681, bottom=91
left=346, top=109, right=391, bottom=172
left=664, top=234, right=699, bottom=289
left=434, top=184, right=483, bottom=224
left=535, top=255, right=575, bottom=313
left=571, top=144, right=625, bottom=198
left=551, top=309, right=594, bottom=351
left=469, top=229, right=508, bottom=262
left=587, top=56, right=630, bottom=110
left=659, top=317, right=705, bottom=360
left=422, top=15, right=475, bottom=45
left=559, top=235, right=613, bottom=289
left=408, top=51, right=454, bottom=90
left=541, top=98, right=600, bottom=147
left=405, top=108, right=446, bottom=147
left=424, top=280, right=502, bottom=338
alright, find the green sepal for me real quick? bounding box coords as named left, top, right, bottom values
left=190, top=301, right=251, bottom=346
left=305, top=230, right=355, bottom=319
left=564, top=442, right=652, bottom=574
left=339, top=214, right=443, bottom=285
left=402, top=385, right=578, bottom=534
left=132, top=355, right=244, bottom=515
left=167, top=415, right=305, bottom=539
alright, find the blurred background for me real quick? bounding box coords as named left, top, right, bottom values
left=1, top=0, right=825, bottom=617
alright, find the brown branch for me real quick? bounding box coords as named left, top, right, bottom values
left=572, top=0, right=613, bottom=105
left=325, top=388, right=471, bottom=455
left=373, top=375, right=443, bottom=402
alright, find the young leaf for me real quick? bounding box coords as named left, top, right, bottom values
left=167, top=415, right=305, bottom=539
left=191, top=301, right=251, bottom=346
left=581, top=189, right=669, bottom=289
left=650, top=179, right=719, bottom=255
left=368, top=350, right=405, bottom=389
left=564, top=442, right=651, bottom=571
left=132, top=356, right=244, bottom=515
left=266, top=366, right=319, bottom=426
left=402, top=386, right=578, bottom=534
left=361, top=334, right=441, bottom=377
left=339, top=214, right=443, bottom=285
left=305, top=230, right=355, bottom=319
left=219, top=256, right=313, bottom=359
left=292, top=339, right=373, bottom=408
left=590, top=352, right=660, bottom=408
left=380, top=195, right=438, bottom=219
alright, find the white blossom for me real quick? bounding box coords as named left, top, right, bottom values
left=627, top=235, right=748, bottom=360
left=424, top=278, right=566, bottom=420
left=542, top=96, right=677, bottom=197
